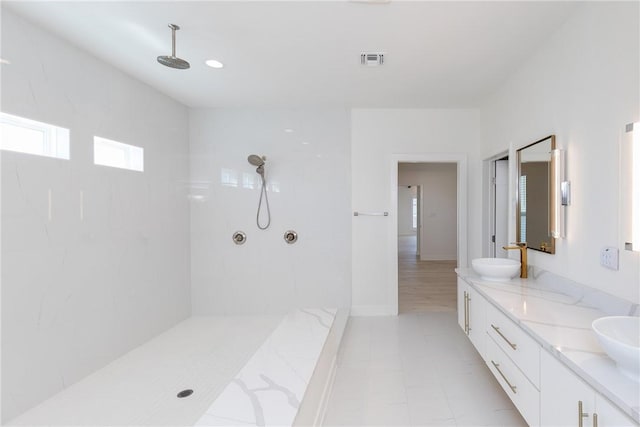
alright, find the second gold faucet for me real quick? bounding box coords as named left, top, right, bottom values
left=503, top=242, right=528, bottom=278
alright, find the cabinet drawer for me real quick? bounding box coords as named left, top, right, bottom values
left=486, top=334, right=540, bottom=427
left=486, top=302, right=540, bottom=388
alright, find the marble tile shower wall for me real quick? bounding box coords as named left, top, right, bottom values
left=189, top=109, right=351, bottom=314
left=1, top=10, right=191, bottom=422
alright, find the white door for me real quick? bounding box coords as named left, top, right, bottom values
left=416, top=185, right=421, bottom=256
left=494, top=159, right=509, bottom=257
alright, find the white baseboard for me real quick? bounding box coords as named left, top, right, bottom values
left=349, top=305, right=394, bottom=316
left=420, top=255, right=457, bottom=261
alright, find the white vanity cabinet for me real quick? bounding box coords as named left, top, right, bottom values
left=594, top=394, right=638, bottom=427
left=486, top=333, right=541, bottom=426
left=485, top=300, right=541, bottom=426
left=541, top=350, right=637, bottom=427
left=457, top=278, right=486, bottom=357
left=486, top=300, right=541, bottom=387
left=456, top=273, right=638, bottom=427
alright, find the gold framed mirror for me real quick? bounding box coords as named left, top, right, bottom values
left=516, top=135, right=556, bottom=254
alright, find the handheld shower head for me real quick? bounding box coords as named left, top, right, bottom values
left=248, top=154, right=271, bottom=230
left=248, top=154, right=265, bottom=167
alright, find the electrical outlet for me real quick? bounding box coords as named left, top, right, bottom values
left=600, top=246, right=619, bottom=270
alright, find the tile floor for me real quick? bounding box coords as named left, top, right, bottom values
left=322, top=312, right=527, bottom=426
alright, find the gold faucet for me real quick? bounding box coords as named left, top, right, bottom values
left=503, top=242, right=528, bottom=278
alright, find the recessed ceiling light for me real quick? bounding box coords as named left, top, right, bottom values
left=284, top=128, right=294, bottom=133
left=301, top=141, right=310, bottom=145
left=0, top=58, right=11, bottom=65
left=205, top=59, right=224, bottom=69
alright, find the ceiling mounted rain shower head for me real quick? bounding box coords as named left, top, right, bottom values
left=157, top=24, right=190, bottom=70
left=248, top=154, right=265, bottom=167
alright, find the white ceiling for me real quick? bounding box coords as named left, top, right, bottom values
left=5, top=1, right=580, bottom=108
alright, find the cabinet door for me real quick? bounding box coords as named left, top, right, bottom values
left=541, top=350, right=595, bottom=426
left=595, top=394, right=638, bottom=427
left=457, top=278, right=467, bottom=333
left=467, top=285, right=486, bottom=357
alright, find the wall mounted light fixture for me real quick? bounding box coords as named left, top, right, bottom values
left=625, top=122, right=639, bottom=251
left=551, top=148, right=568, bottom=239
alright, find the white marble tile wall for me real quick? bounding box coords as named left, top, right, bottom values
left=1, top=10, right=190, bottom=422
left=189, top=109, right=351, bottom=315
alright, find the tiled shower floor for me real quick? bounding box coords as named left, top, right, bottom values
left=8, top=315, right=282, bottom=426
left=322, top=312, right=528, bottom=426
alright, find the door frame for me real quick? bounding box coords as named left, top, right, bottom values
left=482, top=151, right=510, bottom=257
left=390, top=153, right=468, bottom=316
left=416, top=185, right=421, bottom=257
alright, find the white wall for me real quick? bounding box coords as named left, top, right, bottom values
left=399, top=163, right=457, bottom=260
left=1, top=10, right=191, bottom=421
left=481, top=2, right=640, bottom=303
left=351, top=109, right=481, bottom=315
left=189, top=108, right=351, bottom=315
left=397, top=186, right=416, bottom=236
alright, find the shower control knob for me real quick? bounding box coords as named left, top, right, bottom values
left=232, top=231, right=246, bottom=245
left=284, top=230, right=298, bottom=244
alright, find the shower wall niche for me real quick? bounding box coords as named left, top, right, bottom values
left=189, top=108, right=352, bottom=314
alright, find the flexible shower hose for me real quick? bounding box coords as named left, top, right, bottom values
left=257, top=176, right=271, bottom=230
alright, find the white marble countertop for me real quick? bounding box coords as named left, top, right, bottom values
left=456, top=268, right=640, bottom=423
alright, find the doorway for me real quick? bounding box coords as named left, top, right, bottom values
left=389, top=153, right=467, bottom=316
left=493, top=157, right=509, bottom=257
left=484, top=153, right=510, bottom=258
left=397, top=162, right=458, bottom=313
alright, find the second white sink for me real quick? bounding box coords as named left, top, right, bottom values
left=472, top=258, right=521, bottom=281
left=592, top=316, right=640, bottom=381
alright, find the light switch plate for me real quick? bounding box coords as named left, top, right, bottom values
left=600, top=246, right=619, bottom=270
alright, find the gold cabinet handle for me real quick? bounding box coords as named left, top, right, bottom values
left=462, top=292, right=466, bottom=333
left=491, top=360, right=517, bottom=394
left=466, top=292, right=471, bottom=333
left=464, top=291, right=469, bottom=334
left=578, top=400, right=589, bottom=427
left=491, top=324, right=517, bottom=350
left=592, top=413, right=598, bottom=427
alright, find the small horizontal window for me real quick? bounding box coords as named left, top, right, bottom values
left=94, top=136, right=143, bottom=172
left=0, top=112, right=70, bottom=159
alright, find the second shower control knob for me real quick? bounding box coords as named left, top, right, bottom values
left=232, top=231, right=246, bottom=245
left=284, top=230, right=298, bottom=244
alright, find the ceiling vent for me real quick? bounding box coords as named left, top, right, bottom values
left=360, top=52, right=384, bottom=66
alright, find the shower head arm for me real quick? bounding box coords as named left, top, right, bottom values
left=169, top=24, right=179, bottom=57
left=172, top=28, right=176, bottom=56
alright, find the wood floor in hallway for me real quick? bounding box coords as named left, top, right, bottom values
left=398, top=235, right=457, bottom=313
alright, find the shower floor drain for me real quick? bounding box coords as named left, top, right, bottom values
left=177, top=389, right=194, bottom=398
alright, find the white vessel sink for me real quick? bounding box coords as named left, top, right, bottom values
left=592, top=316, right=640, bottom=381
left=471, top=258, right=521, bottom=282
